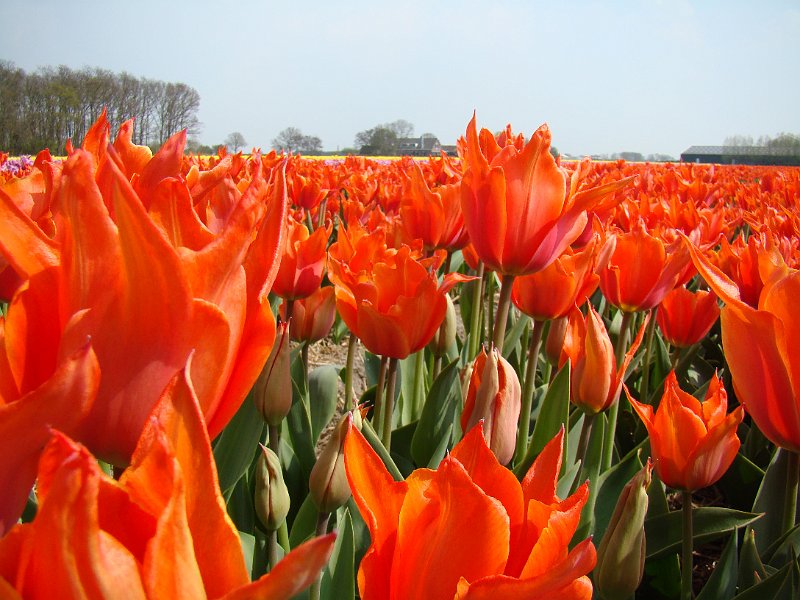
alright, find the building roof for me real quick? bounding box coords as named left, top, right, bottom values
left=682, top=145, right=798, bottom=156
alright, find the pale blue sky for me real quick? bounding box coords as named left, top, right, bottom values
left=2, top=0, right=798, bottom=157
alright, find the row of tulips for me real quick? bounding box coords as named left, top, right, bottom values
left=1, top=109, right=800, bottom=599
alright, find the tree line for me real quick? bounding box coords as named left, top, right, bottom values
left=0, top=61, right=201, bottom=155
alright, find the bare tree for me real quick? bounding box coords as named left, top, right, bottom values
left=272, top=127, right=323, bottom=153
left=224, top=131, right=247, bottom=152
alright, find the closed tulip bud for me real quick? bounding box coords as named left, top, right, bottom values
left=595, top=460, right=653, bottom=599
left=253, top=320, right=292, bottom=426
left=460, top=345, right=521, bottom=465
left=429, top=294, right=457, bottom=357
left=309, top=412, right=360, bottom=513
left=544, top=314, right=569, bottom=366
left=254, top=445, right=291, bottom=531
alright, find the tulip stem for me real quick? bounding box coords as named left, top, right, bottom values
left=514, top=318, right=545, bottom=466
left=317, top=198, right=327, bottom=229
left=681, top=490, right=694, bottom=600
left=344, top=333, right=358, bottom=411
left=432, top=355, right=442, bottom=380
left=468, top=262, right=485, bottom=360
left=373, top=356, right=388, bottom=440
left=576, top=411, right=597, bottom=477
left=308, top=511, right=331, bottom=600
left=382, top=357, right=399, bottom=450
left=492, top=274, right=516, bottom=352
left=305, top=210, right=315, bottom=233
left=411, top=349, right=425, bottom=420
left=268, top=424, right=281, bottom=457
left=640, top=307, right=658, bottom=403
left=602, top=311, right=634, bottom=470
left=283, top=298, right=294, bottom=324
left=301, top=342, right=310, bottom=384
left=486, top=271, right=496, bottom=346
left=267, top=529, right=279, bottom=573
left=783, top=450, right=800, bottom=534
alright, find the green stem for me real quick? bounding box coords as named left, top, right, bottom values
left=412, top=349, right=425, bottom=420
left=486, top=271, right=496, bottom=346
left=492, top=274, right=516, bottom=352
left=277, top=520, right=290, bottom=553
left=283, top=298, right=294, bottom=324
left=514, top=318, right=545, bottom=465
left=576, top=411, right=597, bottom=475
left=602, top=311, right=634, bottom=470
left=640, top=307, right=658, bottom=403
left=268, top=424, right=280, bottom=457
left=682, top=490, right=694, bottom=600
left=267, top=529, right=279, bottom=573
left=305, top=210, right=315, bottom=232
left=301, top=342, right=310, bottom=387
left=783, top=450, right=799, bottom=534
left=382, top=358, right=399, bottom=450
left=468, top=262, right=485, bottom=360
left=317, top=198, right=327, bottom=229
left=373, top=356, right=388, bottom=439
left=344, top=333, right=357, bottom=411
left=432, top=355, right=442, bottom=381
left=308, top=511, right=331, bottom=600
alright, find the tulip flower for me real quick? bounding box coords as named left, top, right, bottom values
left=686, top=239, right=800, bottom=453
left=344, top=420, right=595, bottom=599
left=0, top=365, right=335, bottom=598
left=461, top=345, right=522, bottom=465
left=561, top=306, right=647, bottom=415
left=271, top=217, right=329, bottom=302
left=255, top=445, right=291, bottom=531
left=459, top=114, right=630, bottom=278
left=627, top=371, right=743, bottom=491
left=281, top=285, right=337, bottom=344
left=0, top=118, right=288, bottom=466
left=328, top=227, right=465, bottom=360
left=599, top=222, right=691, bottom=313
left=656, top=285, right=720, bottom=348
left=253, top=320, right=292, bottom=427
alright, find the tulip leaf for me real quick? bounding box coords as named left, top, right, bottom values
left=592, top=444, right=645, bottom=543
left=763, top=523, right=800, bottom=567
left=515, top=362, right=570, bottom=477
left=238, top=530, right=256, bottom=577
left=289, top=494, right=319, bottom=548
left=752, top=448, right=799, bottom=555
left=213, top=390, right=265, bottom=494
left=309, top=365, right=341, bottom=442
left=574, top=413, right=605, bottom=539
left=411, top=358, right=460, bottom=466
left=645, top=507, right=762, bottom=560
left=717, top=452, right=764, bottom=512
left=502, top=310, right=529, bottom=361
left=426, top=425, right=454, bottom=470
left=360, top=419, right=404, bottom=481
left=730, top=557, right=798, bottom=600
left=557, top=460, right=582, bottom=499
left=738, top=527, right=767, bottom=592
left=321, top=508, right=355, bottom=600
left=286, top=379, right=317, bottom=480
left=226, top=473, right=257, bottom=534
left=696, top=530, right=738, bottom=600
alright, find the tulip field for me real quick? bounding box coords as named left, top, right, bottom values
left=3, top=111, right=800, bottom=599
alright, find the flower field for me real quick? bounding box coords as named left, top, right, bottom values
left=2, top=111, right=800, bottom=599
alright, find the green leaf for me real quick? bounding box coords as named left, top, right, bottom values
left=752, top=448, right=795, bottom=554
left=574, top=414, right=605, bottom=540
left=696, top=530, right=738, bottom=600
left=321, top=509, right=355, bottom=600
left=717, top=452, right=765, bottom=512
left=731, top=557, right=796, bottom=600
left=763, top=523, right=800, bottom=567
left=285, top=379, right=317, bottom=479
left=739, top=527, right=767, bottom=592
left=426, top=425, right=453, bottom=470
left=411, top=359, right=460, bottom=467
left=289, top=494, right=319, bottom=548
left=645, top=507, right=762, bottom=560
left=226, top=472, right=257, bottom=534
left=360, top=419, right=403, bottom=481
left=309, top=365, right=341, bottom=442
left=592, top=444, right=645, bottom=543
left=213, top=391, right=265, bottom=494
left=502, top=310, right=529, bottom=361
left=514, top=363, right=570, bottom=478
left=238, top=530, right=256, bottom=576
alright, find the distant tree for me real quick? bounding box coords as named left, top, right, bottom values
left=767, top=133, right=800, bottom=155
left=354, top=126, right=398, bottom=155
left=385, top=119, right=414, bottom=139
left=723, top=134, right=754, bottom=147
left=224, top=131, right=247, bottom=152
left=646, top=153, right=675, bottom=162
left=618, top=151, right=645, bottom=162
left=272, top=127, right=322, bottom=153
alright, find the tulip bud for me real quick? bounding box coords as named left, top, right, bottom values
left=309, top=411, right=361, bottom=513
left=254, top=445, right=291, bottom=531
left=595, top=459, right=653, bottom=599
left=460, top=345, right=521, bottom=465
left=544, top=315, right=569, bottom=366
left=429, top=294, right=457, bottom=357
left=253, top=320, right=292, bottom=426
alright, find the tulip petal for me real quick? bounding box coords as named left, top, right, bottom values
left=521, top=428, right=564, bottom=505
left=134, top=130, right=186, bottom=209
left=221, top=533, right=336, bottom=600
left=0, top=187, right=59, bottom=280
left=0, top=344, right=98, bottom=536
left=390, top=457, right=510, bottom=599
left=685, top=406, right=744, bottom=490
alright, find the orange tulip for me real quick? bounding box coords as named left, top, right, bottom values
left=344, top=420, right=595, bottom=600
left=0, top=117, right=288, bottom=466
left=511, top=235, right=606, bottom=321
left=687, top=239, right=800, bottom=452
left=561, top=306, right=647, bottom=414
left=461, top=345, right=522, bottom=465
left=599, top=222, right=691, bottom=313
left=328, top=227, right=465, bottom=359
left=656, top=285, right=719, bottom=348
left=0, top=364, right=335, bottom=598
left=281, top=285, right=337, bottom=344
left=272, top=217, right=329, bottom=301
left=628, top=371, right=743, bottom=490
left=459, top=114, right=630, bottom=277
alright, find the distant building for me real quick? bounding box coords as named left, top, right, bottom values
left=396, top=135, right=441, bottom=156
left=680, top=146, right=800, bottom=166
